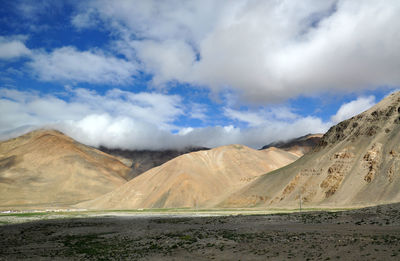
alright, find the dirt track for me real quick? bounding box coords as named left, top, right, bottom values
left=1, top=204, right=400, bottom=260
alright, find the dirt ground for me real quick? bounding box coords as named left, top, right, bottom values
left=1, top=204, right=400, bottom=260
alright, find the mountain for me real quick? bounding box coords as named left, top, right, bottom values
left=77, top=145, right=299, bottom=209
left=98, top=146, right=209, bottom=180
left=0, top=130, right=130, bottom=209
left=261, top=134, right=323, bottom=156
left=222, top=91, right=400, bottom=208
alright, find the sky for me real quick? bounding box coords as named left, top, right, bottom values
left=0, top=0, right=399, bottom=150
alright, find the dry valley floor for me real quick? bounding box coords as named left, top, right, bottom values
left=1, top=204, right=400, bottom=260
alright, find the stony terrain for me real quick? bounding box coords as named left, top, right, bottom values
left=1, top=203, right=400, bottom=260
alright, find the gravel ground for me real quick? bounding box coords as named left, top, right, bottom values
left=1, top=204, right=400, bottom=260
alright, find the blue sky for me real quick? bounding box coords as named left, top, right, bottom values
left=0, top=0, right=399, bottom=149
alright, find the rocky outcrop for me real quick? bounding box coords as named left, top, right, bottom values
left=222, top=91, right=400, bottom=208
left=262, top=134, right=323, bottom=156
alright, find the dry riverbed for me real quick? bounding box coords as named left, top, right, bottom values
left=1, top=204, right=400, bottom=260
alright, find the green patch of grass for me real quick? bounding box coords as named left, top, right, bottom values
left=180, top=235, right=197, bottom=243
left=0, top=212, right=50, bottom=217
left=63, top=233, right=117, bottom=258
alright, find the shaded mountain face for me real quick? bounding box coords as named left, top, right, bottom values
left=0, top=130, right=130, bottom=209
left=261, top=134, right=323, bottom=156
left=98, top=146, right=210, bottom=180
left=77, top=145, right=300, bottom=209
left=222, top=91, right=400, bottom=208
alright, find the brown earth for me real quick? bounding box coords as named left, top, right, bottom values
left=77, top=145, right=299, bottom=209
left=1, top=203, right=400, bottom=260
left=0, top=130, right=130, bottom=209
left=222, top=91, right=400, bottom=208
left=98, top=146, right=210, bottom=180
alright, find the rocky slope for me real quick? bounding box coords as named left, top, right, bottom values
left=222, top=91, right=400, bottom=208
left=261, top=133, right=323, bottom=156
left=78, top=145, right=299, bottom=209
left=0, top=130, right=130, bottom=209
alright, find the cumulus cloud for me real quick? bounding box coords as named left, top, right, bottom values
left=188, top=103, right=208, bottom=121
left=131, top=40, right=196, bottom=86
left=224, top=108, right=266, bottom=127
left=331, top=95, right=376, bottom=123
left=72, top=0, right=400, bottom=102
left=221, top=106, right=330, bottom=147
left=0, top=87, right=183, bottom=138
left=28, top=46, right=137, bottom=85
left=0, top=87, right=385, bottom=150
left=0, top=36, right=31, bottom=60
left=0, top=86, right=333, bottom=149
left=224, top=106, right=301, bottom=127
left=71, top=9, right=99, bottom=29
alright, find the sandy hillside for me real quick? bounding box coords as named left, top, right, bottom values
left=78, top=145, right=299, bottom=209
left=0, top=130, right=130, bottom=209
left=222, top=91, right=400, bottom=208
left=99, top=146, right=210, bottom=180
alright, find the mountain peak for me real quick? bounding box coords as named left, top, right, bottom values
left=222, top=91, right=400, bottom=208
left=318, top=91, right=400, bottom=149
left=0, top=129, right=130, bottom=209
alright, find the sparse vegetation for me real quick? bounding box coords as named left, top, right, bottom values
left=1, top=203, right=400, bottom=260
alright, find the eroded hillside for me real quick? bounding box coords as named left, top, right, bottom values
left=222, top=92, right=400, bottom=208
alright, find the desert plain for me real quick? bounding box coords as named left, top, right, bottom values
left=1, top=203, right=400, bottom=260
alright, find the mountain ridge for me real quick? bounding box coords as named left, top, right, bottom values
left=261, top=133, right=323, bottom=156
left=98, top=146, right=210, bottom=180
left=0, top=129, right=130, bottom=209
left=221, top=91, right=400, bottom=208
left=77, top=144, right=300, bottom=209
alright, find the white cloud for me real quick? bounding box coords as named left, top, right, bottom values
left=0, top=36, right=31, bottom=60
left=224, top=106, right=301, bottom=127
left=28, top=46, right=137, bottom=85
left=188, top=103, right=208, bottom=121
left=131, top=40, right=196, bottom=86
left=0, top=86, right=332, bottom=150
left=0, top=87, right=183, bottom=133
left=331, top=95, right=376, bottom=123
left=71, top=9, right=99, bottom=29
left=72, top=0, right=400, bottom=103
left=1, top=89, right=382, bottom=150
left=224, top=108, right=266, bottom=127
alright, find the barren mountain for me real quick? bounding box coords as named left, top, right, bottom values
left=78, top=145, right=299, bottom=209
left=98, top=146, right=209, bottom=180
left=222, top=91, right=400, bottom=208
left=261, top=133, right=323, bottom=156
left=0, top=130, right=130, bottom=209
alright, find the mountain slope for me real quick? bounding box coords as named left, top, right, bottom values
left=261, top=134, right=323, bottom=156
left=222, top=92, right=400, bottom=208
left=78, top=145, right=299, bottom=209
left=0, top=130, right=130, bottom=209
left=98, top=146, right=210, bottom=180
